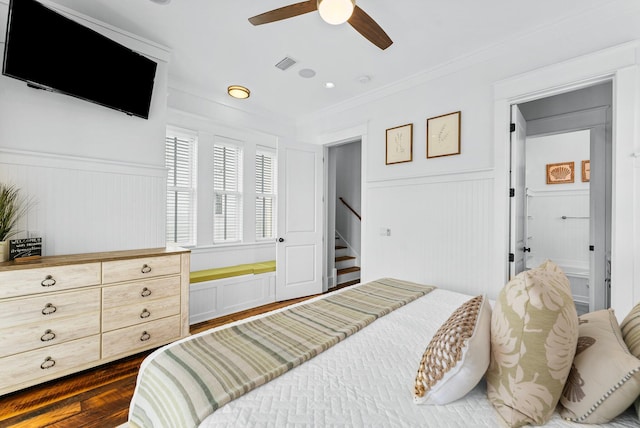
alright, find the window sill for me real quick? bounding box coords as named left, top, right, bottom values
left=189, top=241, right=275, bottom=253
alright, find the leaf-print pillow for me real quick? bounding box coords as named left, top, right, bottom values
left=560, top=309, right=640, bottom=423
left=486, top=260, right=578, bottom=427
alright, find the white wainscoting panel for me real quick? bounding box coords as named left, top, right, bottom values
left=364, top=170, right=495, bottom=298
left=0, top=149, right=166, bottom=255
left=524, top=189, right=590, bottom=272
left=189, top=273, right=276, bottom=324
left=634, top=155, right=640, bottom=313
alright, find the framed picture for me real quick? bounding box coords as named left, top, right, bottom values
left=546, top=161, right=575, bottom=184
left=385, top=123, right=413, bottom=165
left=582, top=160, right=590, bottom=182
left=426, top=111, right=461, bottom=158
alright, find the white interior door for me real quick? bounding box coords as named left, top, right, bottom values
left=509, top=104, right=527, bottom=278
left=276, top=142, right=323, bottom=301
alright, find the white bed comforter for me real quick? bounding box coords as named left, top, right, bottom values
left=200, top=288, right=638, bottom=428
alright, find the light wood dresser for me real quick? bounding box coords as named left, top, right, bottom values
left=0, top=247, right=190, bottom=396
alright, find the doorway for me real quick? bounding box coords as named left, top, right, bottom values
left=509, top=82, right=612, bottom=314
left=326, top=140, right=362, bottom=289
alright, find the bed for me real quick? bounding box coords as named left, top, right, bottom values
left=127, top=277, right=639, bottom=427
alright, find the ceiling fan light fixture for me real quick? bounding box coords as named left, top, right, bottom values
left=317, top=0, right=355, bottom=25
left=227, top=85, right=250, bottom=99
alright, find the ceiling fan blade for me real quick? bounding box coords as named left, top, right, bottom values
left=348, top=6, right=393, bottom=50
left=249, top=1, right=318, bottom=26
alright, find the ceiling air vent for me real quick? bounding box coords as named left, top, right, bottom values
left=275, top=57, right=296, bottom=71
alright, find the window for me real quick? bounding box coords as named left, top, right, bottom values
left=213, top=143, right=242, bottom=243
left=165, top=126, right=276, bottom=248
left=255, top=148, right=276, bottom=240
left=165, top=130, right=197, bottom=245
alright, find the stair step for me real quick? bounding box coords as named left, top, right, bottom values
left=335, top=255, right=355, bottom=262
left=335, top=245, right=347, bottom=250
left=337, top=266, right=360, bottom=275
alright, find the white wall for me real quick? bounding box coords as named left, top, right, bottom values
left=296, top=1, right=640, bottom=313
left=0, top=1, right=171, bottom=255
left=335, top=141, right=361, bottom=255
left=525, top=131, right=591, bottom=270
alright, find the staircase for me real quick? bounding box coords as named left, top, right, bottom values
left=335, top=236, right=360, bottom=287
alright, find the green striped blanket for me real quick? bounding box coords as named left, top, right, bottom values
left=129, top=278, right=435, bottom=428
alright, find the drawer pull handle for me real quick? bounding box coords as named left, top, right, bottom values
left=41, top=275, right=56, bottom=287
left=140, top=331, right=151, bottom=342
left=141, top=264, right=152, bottom=274
left=40, top=329, right=56, bottom=342
left=41, top=303, right=57, bottom=315
left=140, top=287, right=152, bottom=297
left=40, top=357, right=56, bottom=370
left=140, top=309, right=151, bottom=319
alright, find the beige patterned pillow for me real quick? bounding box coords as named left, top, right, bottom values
left=413, top=295, right=491, bottom=405
left=560, top=309, right=640, bottom=423
left=486, top=260, right=578, bottom=428
left=620, top=302, right=640, bottom=422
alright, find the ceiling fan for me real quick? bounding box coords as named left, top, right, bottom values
left=248, top=0, right=393, bottom=50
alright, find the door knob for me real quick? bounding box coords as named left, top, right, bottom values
left=278, top=238, right=285, bottom=242
left=523, top=247, right=531, bottom=253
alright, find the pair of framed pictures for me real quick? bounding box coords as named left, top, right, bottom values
left=546, top=160, right=590, bottom=184
left=385, top=111, right=461, bottom=165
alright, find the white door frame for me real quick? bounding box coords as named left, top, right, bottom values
left=509, top=104, right=527, bottom=278
left=492, top=41, right=639, bottom=318
left=318, top=123, right=368, bottom=290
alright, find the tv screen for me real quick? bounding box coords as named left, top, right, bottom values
left=2, top=0, right=157, bottom=119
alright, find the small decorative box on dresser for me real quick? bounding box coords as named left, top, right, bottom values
left=0, top=247, right=190, bottom=396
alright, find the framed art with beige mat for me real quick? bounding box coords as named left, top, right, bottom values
left=386, top=123, right=413, bottom=165
left=427, top=111, right=461, bottom=158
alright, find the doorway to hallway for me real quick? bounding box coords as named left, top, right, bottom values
left=509, top=82, right=612, bottom=314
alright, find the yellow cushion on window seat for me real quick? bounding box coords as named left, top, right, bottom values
left=190, top=261, right=276, bottom=284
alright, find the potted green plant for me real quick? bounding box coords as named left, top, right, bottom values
left=0, top=184, right=29, bottom=262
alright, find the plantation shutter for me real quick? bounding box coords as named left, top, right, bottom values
left=166, top=132, right=196, bottom=245
left=213, top=143, right=242, bottom=243
left=255, top=148, right=276, bottom=240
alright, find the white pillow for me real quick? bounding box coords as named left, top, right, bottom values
left=413, top=295, right=491, bottom=405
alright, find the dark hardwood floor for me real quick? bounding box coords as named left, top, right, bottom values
left=0, top=282, right=357, bottom=428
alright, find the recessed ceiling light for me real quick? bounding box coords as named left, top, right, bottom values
left=324, top=82, right=335, bottom=89
left=227, top=85, right=250, bottom=99
left=357, top=75, right=371, bottom=84
left=149, top=0, right=171, bottom=4
left=299, top=69, right=316, bottom=78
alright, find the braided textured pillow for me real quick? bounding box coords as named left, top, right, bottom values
left=413, top=294, right=491, bottom=405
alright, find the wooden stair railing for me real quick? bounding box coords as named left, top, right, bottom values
left=339, top=197, right=361, bottom=221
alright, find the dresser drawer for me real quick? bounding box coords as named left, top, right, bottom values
left=0, top=288, right=100, bottom=330
left=0, top=311, right=101, bottom=358
left=102, top=277, right=180, bottom=309
left=102, top=255, right=181, bottom=284
left=102, top=294, right=181, bottom=332
left=0, top=335, right=100, bottom=389
left=0, top=263, right=101, bottom=299
left=102, top=315, right=181, bottom=359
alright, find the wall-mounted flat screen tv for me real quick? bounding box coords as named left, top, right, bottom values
left=2, top=0, right=157, bottom=119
